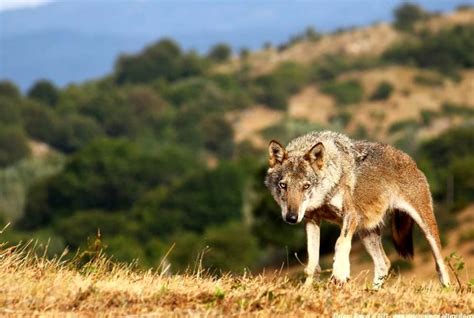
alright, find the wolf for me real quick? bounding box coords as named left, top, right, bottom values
left=265, top=131, right=450, bottom=288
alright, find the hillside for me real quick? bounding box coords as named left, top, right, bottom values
left=224, top=9, right=474, bottom=148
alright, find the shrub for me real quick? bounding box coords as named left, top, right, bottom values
left=441, top=102, right=474, bottom=117
left=320, top=79, right=364, bottom=105
left=115, top=38, right=208, bottom=84
left=383, top=24, right=474, bottom=73
left=207, top=43, right=232, bottom=62
left=0, top=126, right=30, bottom=168
left=393, top=2, right=428, bottom=31
left=203, top=222, right=260, bottom=273
left=370, top=81, right=394, bottom=100
left=254, top=62, right=309, bottom=110
left=0, top=155, right=64, bottom=223
left=19, top=139, right=203, bottom=230
left=27, top=79, right=59, bottom=106
left=388, top=119, right=419, bottom=134
left=200, top=115, right=235, bottom=159
left=239, top=48, right=250, bottom=59
left=0, top=97, right=22, bottom=126
left=50, top=115, right=104, bottom=153
left=0, top=80, right=21, bottom=99
left=21, top=101, right=59, bottom=144
left=413, top=73, right=444, bottom=86
left=309, top=55, right=381, bottom=82
left=419, top=109, right=439, bottom=126
left=134, top=162, right=246, bottom=237
left=53, top=210, right=140, bottom=250
left=417, top=126, right=474, bottom=209
left=329, top=111, right=353, bottom=128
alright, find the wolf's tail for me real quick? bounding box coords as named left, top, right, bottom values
left=391, top=210, right=414, bottom=259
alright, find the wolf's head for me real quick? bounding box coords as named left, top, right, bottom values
left=264, top=140, right=330, bottom=225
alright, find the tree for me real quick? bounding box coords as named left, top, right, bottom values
left=0, top=126, right=30, bottom=167
left=0, top=80, right=21, bottom=99
left=393, top=3, right=428, bottom=31
left=21, top=100, right=59, bottom=145
left=19, top=140, right=204, bottom=230
left=134, top=162, right=246, bottom=237
left=201, top=115, right=235, bottom=159
left=207, top=43, right=232, bottom=63
left=203, top=222, right=260, bottom=273
left=27, top=79, right=59, bottom=106
left=51, top=114, right=104, bottom=153
left=0, top=97, right=22, bottom=127
left=417, top=126, right=474, bottom=209
left=114, top=38, right=207, bottom=84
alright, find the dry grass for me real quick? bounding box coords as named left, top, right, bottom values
left=0, top=243, right=472, bottom=317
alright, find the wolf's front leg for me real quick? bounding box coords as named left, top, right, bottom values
left=304, top=219, right=321, bottom=286
left=332, top=213, right=358, bottom=284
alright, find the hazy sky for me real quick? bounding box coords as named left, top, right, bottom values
left=0, top=0, right=53, bottom=11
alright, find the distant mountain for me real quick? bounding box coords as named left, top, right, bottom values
left=0, top=0, right=466, bottom=90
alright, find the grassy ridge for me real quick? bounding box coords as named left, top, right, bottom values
left=0, top=245, right=472, bottom=316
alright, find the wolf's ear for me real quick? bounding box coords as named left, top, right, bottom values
left=268, top=140, right=287, bottom=167
left=304, top=142, right=324, bottom=169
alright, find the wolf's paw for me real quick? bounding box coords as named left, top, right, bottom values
left=329, top=274, right=349, bottom=286
left=332, top=258, right=350, bottom=284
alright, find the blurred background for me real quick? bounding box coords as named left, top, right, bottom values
left=0, top=1, right=473, bottom=280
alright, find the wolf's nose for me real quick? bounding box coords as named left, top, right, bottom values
left=285, top=214, right=298, bottom=224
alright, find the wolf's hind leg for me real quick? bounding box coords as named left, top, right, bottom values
left=304, top=219, right=321, bottom=286
left=398, top=199, right=451, bottom=287
left=359, top=229, right=391, bottom=289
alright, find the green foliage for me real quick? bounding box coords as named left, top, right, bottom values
left=384, top=24, right=474, bottom=73
left=19, top=139, right=203, bottom=230
left=309, top=55, right=381, bottom=82
left=413, top=73, right=444, bottom=86
left=254, top=62, right=309, bottom=110
left=51, top=115, right=104, bottom=153
left=167, top=231, right=205, bottom=272
left=21, top=100, right=60, bottom=145
left=419, top=109, right=439, bottom=126
left=388, top=119, right=419, bottom=134
left=207, top=43, right=232, bottom=63
left=239, top=47, right=250, bottom=59
left=417, top=126, right=474, bottom=210
left=203, top=221, right=260, bottom=273
left=27, top=79, right=59, bottom=106
left=393, top=2, right=428, bottom=31
left=329, top=111, right=352, bottom=129
left=320, top=79, right=364, bottom=105
left=0, top=80, right=21, bottom=99
left=115, top=38, right=208, bottom=84
left=134, top=162, right=245, bottom=237
left=370, top=81, right=394, bottom=101
left=0, top=154, right=64, bottom=223
left=0, top=97, right=22, bottom=127
left=201, top=115, right=235, bottom=159
left=0, top=126, right=30, bottom=168
left=54, top=210, right=140, bottom=250
left=441, top=102, right=474, bottom=117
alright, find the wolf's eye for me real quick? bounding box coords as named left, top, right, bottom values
left=279, top=182, right=287, bottom=189
left=303, top=183, right=310, bottom=190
